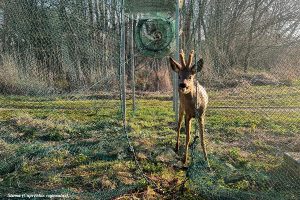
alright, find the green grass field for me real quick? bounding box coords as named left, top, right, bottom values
left=0, top=84, right=299, bottom=199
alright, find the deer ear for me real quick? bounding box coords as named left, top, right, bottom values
left=169, top=57, right=181, bottom=72
left=191, top=58, right=204, bottom=74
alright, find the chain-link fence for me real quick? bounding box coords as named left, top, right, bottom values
left=0, top=0, right=299, bottom=199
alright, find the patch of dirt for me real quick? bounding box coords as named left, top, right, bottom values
left=250, top=73, right=279, bottom=86
left=154, top=147, right=179, bottom=164
left=116, top=172, right=135, bottom=185
left=99, top=175, right=116, bottom=190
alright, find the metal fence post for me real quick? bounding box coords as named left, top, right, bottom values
left=173, top=0, right=180, bottom=122
left=120, top=0, right=126, bottom=125
left=131, top=15, right=136, bottom=113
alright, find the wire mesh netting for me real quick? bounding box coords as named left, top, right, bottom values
left=0, top=0, right=300, bottom=199
left=0, top=1, right=142, bottom=199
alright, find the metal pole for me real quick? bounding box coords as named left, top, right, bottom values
left=120, top=0, right=126, bottom=125
left=131, top=15, right=136, bottom=112
left=173, top=0, right=180, bottom=122
left=194, top=2, right=200, bottom=137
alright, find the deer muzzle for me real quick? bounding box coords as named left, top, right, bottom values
left=178, top=83, right=191, bottom=94
left=179, top=83, right=187, bottom=88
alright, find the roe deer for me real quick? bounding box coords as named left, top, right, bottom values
left=169, top=49, right=209, bottom=165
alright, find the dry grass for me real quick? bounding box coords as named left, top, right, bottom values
left=271, top=54, right=300, bottom=85
left=0, top=55, right=53, bottom=95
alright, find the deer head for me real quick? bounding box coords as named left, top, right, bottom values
left=169, top=50, right=204, bottom=94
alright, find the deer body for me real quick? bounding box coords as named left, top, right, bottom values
left=179, top=82, right=208, bottom=118
left=170, top=50, right=209, bottom=165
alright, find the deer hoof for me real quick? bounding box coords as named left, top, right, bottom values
left=182, top=157, right=187, bottom=164
left=175, top=144, right=179, bottom=153
left=206, top=161, right=211, bottom=170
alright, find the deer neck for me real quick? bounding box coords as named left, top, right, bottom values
left=179, top=82, right=197, bottom=100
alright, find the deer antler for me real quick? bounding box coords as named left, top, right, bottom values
left=187, top=50, right=194, bottom=68
left=179, top=49, right=186, bottom=67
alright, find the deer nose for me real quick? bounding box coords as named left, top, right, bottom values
left=179, top=83, right=187, bottom=88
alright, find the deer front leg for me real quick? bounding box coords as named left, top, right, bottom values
left=199, top=116, right=209, bottom=166
left=176, top=105, right=184, bottom=153
left=183, top=115, right=192, bottom=164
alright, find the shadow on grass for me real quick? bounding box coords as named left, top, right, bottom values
left=187, top=141, right=300, bottom=200
left=0, top=118, right=141, bottom=198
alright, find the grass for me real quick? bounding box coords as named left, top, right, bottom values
left=0, top=84, right=299, bottom=199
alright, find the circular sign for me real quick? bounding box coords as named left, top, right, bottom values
left=135, top=18, right=175, bottom=57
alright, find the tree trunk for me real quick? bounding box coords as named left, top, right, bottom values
left=243, top=0, right=260, bottom=73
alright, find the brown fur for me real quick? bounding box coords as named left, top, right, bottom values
left=170, top=50, right=209, bottom=165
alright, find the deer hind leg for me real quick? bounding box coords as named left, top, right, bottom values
left=176, top=106, right=184, bottom=153
left=183, top=115, right=192, bottom=164
left=199, top=115, right=209, bottom=165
